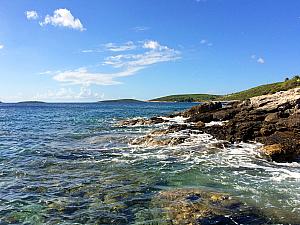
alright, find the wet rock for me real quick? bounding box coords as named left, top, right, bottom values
left=209, top=141, right=232, bottom=149
left=151, top=189, right=269, bottom=225
left=131, top=135, right=189, bottom=147
left=257, top=131, right=300, bottom=162
left=195, top=121, right=205, bottom=128
left=118, top=117, right=165, bottom=126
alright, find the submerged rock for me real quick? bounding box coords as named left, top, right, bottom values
left=117, top=117, right=165, bottom=126
left=151, top=189, right=269, bottom=225
left=131, top=134, right=189, bottom=147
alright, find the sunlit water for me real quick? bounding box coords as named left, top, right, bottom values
left=0, top=103, right=299, bottom=224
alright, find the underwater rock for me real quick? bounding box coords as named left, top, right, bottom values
left=151, top=188, right=269, bottom=225
left=118, top=117, right=166, bottom=126
left=131, top=134, right=189, bottom=147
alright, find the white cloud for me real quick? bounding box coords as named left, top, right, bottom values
left=104, top=41, right=180, bottom=69
left=34, top=87, right=104, bottom=101
left=143, top=40, right=161, bottom=50
left=48, top=40, right=180, bottom=86
left=0, top=44, right=4, bottom=49
left=25, top=10, right=38, bottom=20
left=40, top=8, right=85, bottom=31
left=257, top=57, right=265, bottom=64
left=251, top=54, right=265, bottom=64
left=104, top=41, right=137, bottom=52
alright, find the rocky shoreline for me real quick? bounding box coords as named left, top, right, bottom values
left=116, top=88, right=300, bottom=224
left=119, top=87, right=300, bottom=163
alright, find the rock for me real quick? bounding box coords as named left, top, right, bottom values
left=195, top=121, right=205, bottom=128
left=257, top=131, right=300, bottom=162
left=250, top=88, right=300, bottom=112
left=118, top=117, right=165, bottom=126
left=131, top=135, right=188, bottom=147
left=186, top=113, right=213, bottom=123
left=209, top=141, right=231, bottom=149
left=264, top=112, right=279, bottom=123
left=212, top=108, right=238, bottom=121
left=260, top=144, right=283, bottom=158
left=151, top=189, right=268, bottom=225
left=181, top=102, right=222, bottom=117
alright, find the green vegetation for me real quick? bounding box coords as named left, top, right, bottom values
left=150, top=76, right=300, bottom=102
left=219, top=76, right=300, bottom=101
left=99, top=99, right=144, bottom=103
left=151, top=94, right=220, bottom=102
left=17, top=101, right=46, bottom=104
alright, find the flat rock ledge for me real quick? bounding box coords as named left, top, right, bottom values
left=118, top=88, right=300, bottom=162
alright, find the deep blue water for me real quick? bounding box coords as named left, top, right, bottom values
left=0, top=102, right=299, bottom=224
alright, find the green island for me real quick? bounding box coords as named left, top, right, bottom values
left=150, top=76, right=300, bottom=102
left=17, top=101, right=46, bottom=104
left=98, top=98, right=145, bottom=103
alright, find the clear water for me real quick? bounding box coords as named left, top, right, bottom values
left=0, top=103, right=299, bottom=224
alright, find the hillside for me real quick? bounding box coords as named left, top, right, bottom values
left=150, top=76, right=300, bottom=102
left=17, top=101, right=46, bottom=104
left=150, top=94, right=221, bottom=102
left=219, top=76, right=300, bottom=101
left=99, top=99, right=144, bottom=103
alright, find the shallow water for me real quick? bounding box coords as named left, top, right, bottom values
left=0, top=102, right=299, bottom=224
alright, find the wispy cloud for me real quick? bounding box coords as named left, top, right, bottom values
left=257, top=57, right=265, bottom=64
left=103, top=41, right=137, bottom=52
left=0, top=44, right=4, bottom=49
left=132, top=26, right=150, bottom=32
left=200, top=39, right=213, bottom=46
left=39, top=8, right=85, bottom=31
left=251, top=54, right=265, bottom=64
left=47, top=40, right=180, bottom=86
left=25, top=10, right=38, bottom=20
left=104, top=40, right=180, bottom=68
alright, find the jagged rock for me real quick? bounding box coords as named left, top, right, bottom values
left=181, top=102, right=222, bottom=117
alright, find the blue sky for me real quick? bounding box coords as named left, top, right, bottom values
left=1, top=0, right=300, bottom=102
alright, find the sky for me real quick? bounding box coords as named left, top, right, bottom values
left=1, top=0, right=300, bottom=102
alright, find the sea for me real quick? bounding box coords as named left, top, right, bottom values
left=0, top=102, right=299, bottom=224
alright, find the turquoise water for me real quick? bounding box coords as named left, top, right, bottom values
left=0, top=103, right=299, bottom=224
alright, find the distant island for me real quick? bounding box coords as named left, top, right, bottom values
left=17, top=101, right=46, bottom=104
left=98, top=99, right=145, bottom=103
left=150, top=76, right=300, bottom=102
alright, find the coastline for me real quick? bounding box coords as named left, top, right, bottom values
left=119, top=88, right=300, bottom=163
